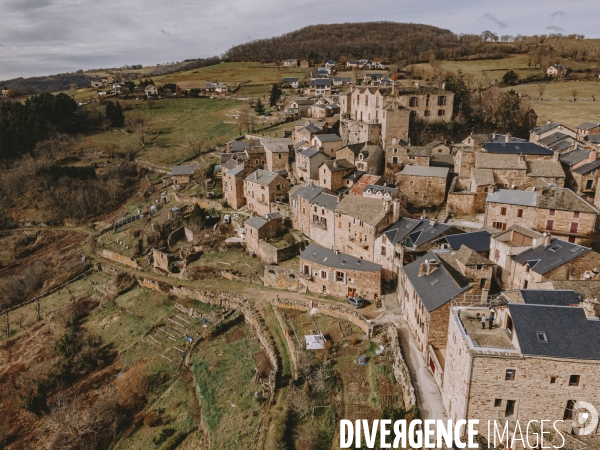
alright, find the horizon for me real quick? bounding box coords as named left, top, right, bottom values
left=2, top=0, right=600, bottom=81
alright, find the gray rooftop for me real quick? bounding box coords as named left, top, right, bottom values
left=519, top=289, right=582, bottom=307
left=289, top=184, right=325, bottom=202
left=512, top=238, right=590, bottom=275
left=471, top=168, right=495, bottom=186
left=533, top=122, right=561, bottom=135
left=171, top=165, right=195, bottom=176
left=476, top=153, right=526, bottom=170
left=509, top=304, right=600, bottom=360
left=309, top=192, right=339, bottom=211
left=484, top=142, right=554, bottom=155
left=383, top=218, right=455, bottom=248
left=526, top=160, right=566, bottom=178
left=334, top=196, right=389, bottom=227
left=262, top=138, right=292, bottom=153
left=297, top=148, right=322, bottom=158
left=399, top=165, right=449, bottom=178
left=363, top=185, right=396, bottom=196
left=403, top=251, right=471, bottom=312
left=245, top=169, right=281, bottom=186
left=315, top=134, right=342, bottom=143
left=244, top=216, right=268, bottom=230
left=576, top=122, right=600, bottom=131
left=559, top=148, right=590, bottom=166
left=486, top=190, right=537, bottom=207
left=444, top=230, right=491, bottom=253
left=300, top=243, right=381, bottom=272
left=573, top=159, right=600, bottom=175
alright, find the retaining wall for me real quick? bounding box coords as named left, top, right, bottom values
left=387, top=324, right=417, bottom=411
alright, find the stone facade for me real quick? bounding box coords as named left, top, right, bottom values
left=396, top=167, right=450, bottom=208
left=295, top=149, right=329, bottom=182
left=223, top=165, right=255, bottom=209
left=318, top=159, right=356, bottom=192
left=244, top=170, right=290, bottom=216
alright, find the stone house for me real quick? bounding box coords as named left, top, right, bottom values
left=475, top=153, right=527, bottom=188
left=484, top=185, right=600, bottom=245
left=427, top=140, right=451, bottom=154
left=570, top=158, right=600, bottom=208
left=153, top=248, right=171, bottom=272
left=399, top=249, right=491, bottom=369
left=374, top=217, right=461, bottom=282
left=282, top=77, right=300, bottom=89
left=530, top=122, right=576, bottom=143
left=286, top=99, right=315, bottom=117
left=295, top=148, right=329, bottom=182
left=244, top=146, right=267, bottom=169
left=396, top=165, right=450, bottom=208
left=394, top=85, right=455, bottom=122
left=244, top=213, right=285, bottom=262
left=546, top=64, right=567, bottom=77
left=336, top=143, right=384, bottom=175
left=575, top=121, right=600, bottom=141
left=290, top=185, right=338, bottom=249
left=318, top=159, right=357, bottom=192
left=483, top=142, right=556, bottom=161
left=489, top=225, right=546, bottom=289
left=339, top=86, right=411, bottom=148
left=560, top=147, right=595, bottom=189
left=385, top=139, right=409, bottom=167
left=348, top=174, right=383, bottom=196
left=299, top=243, right=382, bottom=300
left=244, top=169, right=290, bottom=216
left=525, top=159, right=566, bottom=186
left=299, top=59, right=310, bottom=68
left=333, top=196, right=401, bottom=262
left=261, top=138, right=291, bottom=173
left=171, top=165, right=195, bottom=185
left=294, top=121, right=327, bottom=145
left=395, top=145, right=432, bottom=167
left=310, top=134, right=343, bottom=157
left=442, top=300, right=600, bottom=439
left=506, top=236, right=600, bottom=289
left=223, top=165, right=256, bottom=209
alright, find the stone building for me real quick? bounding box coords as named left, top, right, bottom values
left=299, top=243, right=382, bottom=300
left=223, top=165, right=256, bottom=209
left=244, top=169, right=290, bottom=216
left=244, top=212, right=288, bottom=263
left=396, top=165, right=450, bottom=208
left=318, top=159, right=357, bottom=192
left=243, top=146, right=266, bottom=169
left=394, top=85, right=455, bottom=123
left=336, top=143, right=384, bottom=175
left=484, top=185, right=599, bottom=245
left=560, top=147, right=594, bottom=188
left=171, top=165, right=195, bottom=185
left=374, top=217, right=460, bottom=282
left=295, top=148, right=329, bottom=182
left=293, top=121, right=328, bottom=145
left=310, top=134, right=343, bottom=157
left=334, top=196, right=401, bottom=262
left=261, top=138, right=291, bottom=173
left=399, top=248, right=493, bottom=372
left=483, top=142, right=555, bottom=161
left=348, top=174, right=383, bottom=196
left=530, top=121, right=576, bottom=143
left=442, top=299, right=600, bottom=442
left=290, top=184, right=338, bottom=249
left=570, top=157, right=600, bottom=208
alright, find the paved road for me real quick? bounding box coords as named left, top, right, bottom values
left=377, top=293, right=448, bottom=421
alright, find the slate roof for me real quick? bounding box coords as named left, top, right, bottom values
left=430, top=153, right=455, bottom=168
left=310, top=79, right=332, bottom=87
left=244, top=169, right=281, bottom=186
left=559, top=148, right=590, bottom=166
left=493, top=224, right=542, bottom=241
left=519, top=289, right=582, bottom=306
left=289, top=183, right=325, bottom=202
left=487, top=133, right=527, bottom=143
left=231, top=141, right=250, bottom=152
left=573, top=159, right=600, bottom=175
left=300, top=243, right=381, bottom=272
left=444, top=230, right=491, bottom=253
left=547, top=281, right=600, bottom=300
left=363, top=185, right=396, bottom=196
left=406, top=146, right=432, bottom=157
left=399, top=165, right=449, bottom=178
left=382, top=218, right=454, bottom=248
left=262, top=138, right=292, bottom=153
left=537, top=186, right=599, bottom=213
left=484, top=142, right=554, bottom=155
left=295, top=140, right=308, bottom=149
left=454, top=245, right=495, bottom=266
left=309, top=192, right=339, bottom=211
left=324, top=159, right=355, bottom=172
left=509, top=304, right=600, bottom=359
left=297, top=148, right=322, bottom=158
left=172, top=165, right=195, bottom=176
left=533, top=122, right=561, bottom=135
left=471, top=168, right=495, bottom=186
left=315, top=134, right=342, bottom=143
left=476, top=153, right=526, bottom=170
left=283, top=77, right=300, bottom=83
left=576, top=122, right=600, bottom=131
left=486, top=190, right=537, bottom=207
left=548, top=140, right=574, bottom=152
left=526, top=160, right=566, bottom=178
left=227, top=164, right=251, bottom=177
left=334, top=196, right=389, bottom=227
left=304, top=123, right=323, bottom=133
left=245, top=216, right=268, bottom=230
left=403, top=251, right=471, bottom=312
left=222, top=158, right=239, bottom=171
left=511, top=238, right=590, bottom=275
left=349, top=174, right=382, bottom=195
left=587, top=135, right=600, bottom=144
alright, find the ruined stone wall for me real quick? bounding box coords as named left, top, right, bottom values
left=448, top=191, right=477, bottom=216
left=263, top=266, right=307, bottom=291
left=99, top=249, right=141, bottom=270
left=387, top=324, right=416, bottom=411
left=271, top=304, right=300, bottom=379
left=242, top=305, right=278, bottom=391
left=253, top=240, right=298, bottom=265
left=397, top=174, right=448, bottom=208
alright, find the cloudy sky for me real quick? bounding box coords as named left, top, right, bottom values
left=1, top=0, right=598, bottom=80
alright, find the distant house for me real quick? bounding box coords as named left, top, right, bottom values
left=299, top=59, right=311, bottom=68
left=295, top=148, right=329, bottom=181
left=311, top=134, right=343, bottom=157
left=215, top=82, right=228, bottom=94
left=282, top=59, right=299, bottom=67
left=396, top=166, right=450, bottom=208
left=319, top=159, right=356, bottom=192
left=325, top=60, right=335, bottom=68
left=90, top=80, right=103, bottom=88
left=337, top=143, right=384, bottom=175
left=346, top=61, right=359, bottom=68
left=575, top=122, right=600, bottom=141
left=307, top=79, right=332, bottom=96
left=171, top=165, right=195, bottom=185
left=530, top=121, right=576, bottom=143
left=333, top=77, right=352, bottom=86
left=282, top=78, right=300, bottom=89
left=546, top=64, right=566, bottom=77
left=223, top=164, right=256, bottom=209
left=145, top=85, right=158, bottom=98
left=367, top=61, right=386, bottom=69
left=113, top=84, right=121, bottom=94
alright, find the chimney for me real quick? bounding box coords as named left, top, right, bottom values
left=553, top=150, right=559, bottom=162
left=543, top=232, right=551, bottom=247
left=547, top=120, right=552, bottom=125
left=427, top=259, right=438, bottom=275
left=334, top=249, right=339, bottom=255
left=505, top=133, right=511, bottom=143
left=583, top=299, right=597, bottom=319
left=333, top=160, right=338, bottom=168
left=492, top=131, right=496, bottom=140
left=419, top=260, right=428, bottom=277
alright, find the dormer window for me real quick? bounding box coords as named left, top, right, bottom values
left=537, top=332, right=548, bottom=343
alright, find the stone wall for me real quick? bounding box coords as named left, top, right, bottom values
left=263, top=266, right=307, bottom=292
left=271, top=304, right=301, bottom=379
left=254, top=240, right=298, bottom=265
left=269, top=201, right=291, bottom=218
left=387, top=324, right=417, bottom=411
left=242, top=305, right=278, bottom=391
left=99, top=249, right=141, bottom=270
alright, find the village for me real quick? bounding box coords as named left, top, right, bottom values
left=3, top=25, right=600, bottom=448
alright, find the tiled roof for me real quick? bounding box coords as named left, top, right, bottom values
left=484, top=142, right=554, bottom=155
left=244, top=169, right=281, bottom=186
left=300, top=243, right=381, bottom=272
left=471, top=168, right=495, bottom=186
left=476, top=153, right=526, bottom=170
left=526, top=160, right=566, bottom=178
left=334, top=196, right=389, bottom=227
left=399, top=165, right=449, bottom=178
left=511, top=238, right=590, bottom=275
left=349, top=174, right=382, bottom=195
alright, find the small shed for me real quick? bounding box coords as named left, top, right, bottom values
left=304, top=333, right=326, bottom=350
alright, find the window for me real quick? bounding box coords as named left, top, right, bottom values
left=586, top=179, right=594, bottom=190
left=505, top=400, right=516, bottom=417
left=569, top=375, right=580, bottom=387
left=537, top=332, right=548, bottom=343
left=574, top=211, right=580, bottom=218
left=335, top=271, right=345, bottom=282
left=438, top=109, right=445, bottom=116
left=338, top=222, right=342, bottom=228
left=517, top=209, right=523, bottom=218
left=409, top=97, right=419, bottom=107
left=424, top=110, right=431, bottom=117
left=381, top=246, right=387, bottom=256
left=549, top=209, right=556, bottom=216
left=550, top=377, right=557, bottom=384
left=546, top=220, right=554, bottom=231
left=393, top=148, right=398, bottom=153
left=570, top=222, right=579, bottom=234
left=437, top=96, right=447, bottom=106
left=320, top=270, right=327, bottom=279
left=564, top=400, right=576, bottom=420
left=392, top=157, right=398, bottom=164
left=505, top=369, right=516, bottom=381
left=494, top=399, right=502, bottom=407
left=500, top=207, right=507, bottom=216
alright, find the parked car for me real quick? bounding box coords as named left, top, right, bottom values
left=347, top=296, right=365, bottom=308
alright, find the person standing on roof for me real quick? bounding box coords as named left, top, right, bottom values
left=481, top=314, right=486, bottom=329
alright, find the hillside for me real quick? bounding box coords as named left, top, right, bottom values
left=223, top=21, right=516, bottom=63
